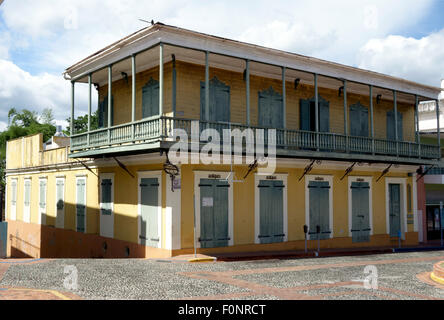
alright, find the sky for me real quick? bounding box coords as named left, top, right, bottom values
left=0, top=0, right=444, bottom=131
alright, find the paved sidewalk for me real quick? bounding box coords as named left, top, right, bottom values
left=0, top=251, right=443, bottom=300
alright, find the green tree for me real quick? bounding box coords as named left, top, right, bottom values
left=40, top=108, right=55, bottom=125
left=65, top=110, right=99, bottom=136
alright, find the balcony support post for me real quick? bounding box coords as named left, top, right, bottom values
left=436, top=99, right=441, bottom=157
left=108, top=65, right=112, bottom=144
left=159, top=43, right=164, bottom=136
left=343, top=79, right=348, bottom=153
left=314, top=73, right=319, bottom=151
left=205, top=51, right=210, bottom=122
left=246, top=59, right=250, bottom=126
left=415, top=95, right=421, bottom=159
left=370, top=85, right=375, bottom=155
left=131, top=54, right=136, bottom=141
left=282, top=67, right=286, bottom=128
left=70, top=81, right=75, bottom=137
left=394, top=90, right=399, bottom=157
left=87, top=74, right=92, bottom=146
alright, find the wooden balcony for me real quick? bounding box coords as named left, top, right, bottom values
left=69, top=116, right=441, bottom=165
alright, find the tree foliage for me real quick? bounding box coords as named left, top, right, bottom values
left=65, top=110, right=99, bottom=136
left=0, top=108, right=57, bottom=188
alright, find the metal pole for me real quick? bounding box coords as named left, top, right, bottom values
left=131, top=54, right=136, bottom=141
left=440, top=201, right=443, bottom=247
left=107, top=65, right=112, bottom=143
left=70, top=81, right=75, bottom=136
left=314, top=74, right=319, bottom=151
left=344, top=79, right=348, bottom=152
left=205, top=51, right=210, bottom=122
left=246, top=60, right=250, bottom=126
left=159, top=44, right=164, bottom=117
left=282, top=67, right=286, bottom=128
left=394, top=90, right=399, bottom=156
left=193, top=194, right=197, bottom=258
left=415, top=95, right=421, bottom=158
left=436, top=99, right=441, bottom=153
left=87, top=74, right=91, bottom=146
left=370, top=85, right=375, bottom=154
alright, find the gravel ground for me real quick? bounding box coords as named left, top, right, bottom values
left=1, top=251, right=443, bottom=300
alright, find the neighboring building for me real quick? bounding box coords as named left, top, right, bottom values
left=4, top=23, right=443, bottom=258
left=418, top=81, right=444, bottom=242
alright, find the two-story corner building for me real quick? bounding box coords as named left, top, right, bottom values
left=3, top=23, right=443, bottom=258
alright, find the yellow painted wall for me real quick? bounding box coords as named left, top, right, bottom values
left=179, top=164, right=415, bottom=250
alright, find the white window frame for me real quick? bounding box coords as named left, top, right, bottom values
left=385, top=177, right=408, bottom=239
left=23, top=178, right=31, bottom=223
left=38, top=177, right=48, bottom=225
left=55, top=176, right=65, bottom=229
left=305, top=175, right=334, bottom=239
left=9, top=178, right=18, bottom=221
left=347, top=176, right=373, bottom=237
left=75, top=176, right=87, bottom=233
left=194, top=171, right=234, bottom=248
left=137, top=171, right=162, bottom=248
left=254, top=173, right=288, bottom=244
left=99, top=173, right=114, bottom=238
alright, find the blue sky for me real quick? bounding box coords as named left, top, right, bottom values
left=0, top=0, right=443, bottom=131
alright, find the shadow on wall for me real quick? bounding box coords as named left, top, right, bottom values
left=6, top=201, right=150, bottom=259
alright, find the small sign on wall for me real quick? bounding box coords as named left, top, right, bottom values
left=173, top=178, right=181, bottom=190
left=202, top=197, right=214, bottom=207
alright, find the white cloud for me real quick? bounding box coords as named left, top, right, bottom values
left=0, top=60, right=90, bottom=129
left=0, top=0, right=441, bottom=128
left=358, top=29, right=444, bottom=87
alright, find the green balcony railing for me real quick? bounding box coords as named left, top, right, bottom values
left=70, top=116, right=442, bottom=161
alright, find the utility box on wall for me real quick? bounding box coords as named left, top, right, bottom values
left=0, top=222, right=7, bottom=258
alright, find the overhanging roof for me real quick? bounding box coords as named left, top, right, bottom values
left=64, top=22, right=441, bottom=100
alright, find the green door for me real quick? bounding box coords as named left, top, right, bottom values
left=199, top=179, right=229, bottom=248
left=98, top=96, right=114, bottom=128
left=351, top=182, right=371, bottom=243
left=389, top=183, right=402, bottom=237
left=308, top=181, right=331, bottom=240
left=387, top=110, right=403, bottom=141
left=140, top=178, right=160, bottom=247
left=200, top=77, right=230, bottom=122
left=300, top=97, right=330, bottom=132
left=258, top=180, right=285, bottom=244
left=56, top=179, right=64, bottom=228
left=39, top=180, right=47, bottom=224
left=350, top=103, right=369, bottom=137
left=142, top=78, right=160, bottom=118
left=76, top=179, right=86, bottom=233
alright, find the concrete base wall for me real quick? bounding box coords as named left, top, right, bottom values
left=6, top=220, right=172, bottom=259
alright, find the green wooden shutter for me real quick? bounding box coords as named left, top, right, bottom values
left=200, top=83, right=206, bottom=121
left=140, top=178, right=159, bottom=247
left=300, top=99, right=310, bottom=131
left=39, top=180, right=46, bottom=209
left=199, top=179, right=229, bottom=248
left=309, top=181, right=330, bottom=240
left=24, top=181, right=31, bottom=207
left=349, top=105, right=359, bottom=136
left=308, top=182, right=320, bottom=240
left=319, top=100, right=330, bottom=132
left=142, top=78, right=160, bottom=118
left=215, top=86, right=230, bottom=123
left=389, top=184, right=401, bottom=237
left=56, top=180, right=64, bottom=211
left=387, top=110, right=402, bottom=141
left=98, top=100, right=104, bottom=128
left=361, top=107, right=369, bottom=137
left=101, top=179, right=112, bottom=215
left=11, top=181, right=17, bottom=206
left=76, top=179, right=86, bottom=233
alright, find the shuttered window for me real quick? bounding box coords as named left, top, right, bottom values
left=39, top=180, right=47, bottom=209
left=387, top=110, right=403, bottom=141
left=142, top=78, right=160, bottom=118
left=349, top=103, right=369, bottom=137
left=258, top=87, right=283, bottom=129
left=11, top=180, right=17, bottom=206
left=24, top=180, right=31, bottom=207
left=76, top=179, right=86, bottom=233
left=200, top=77, right=230, bottom=123
left=300, top=96, right=329, bottom=132
left=98, top=95, right=114, bottom=128
left=101, top=179, right=112, bottom=216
